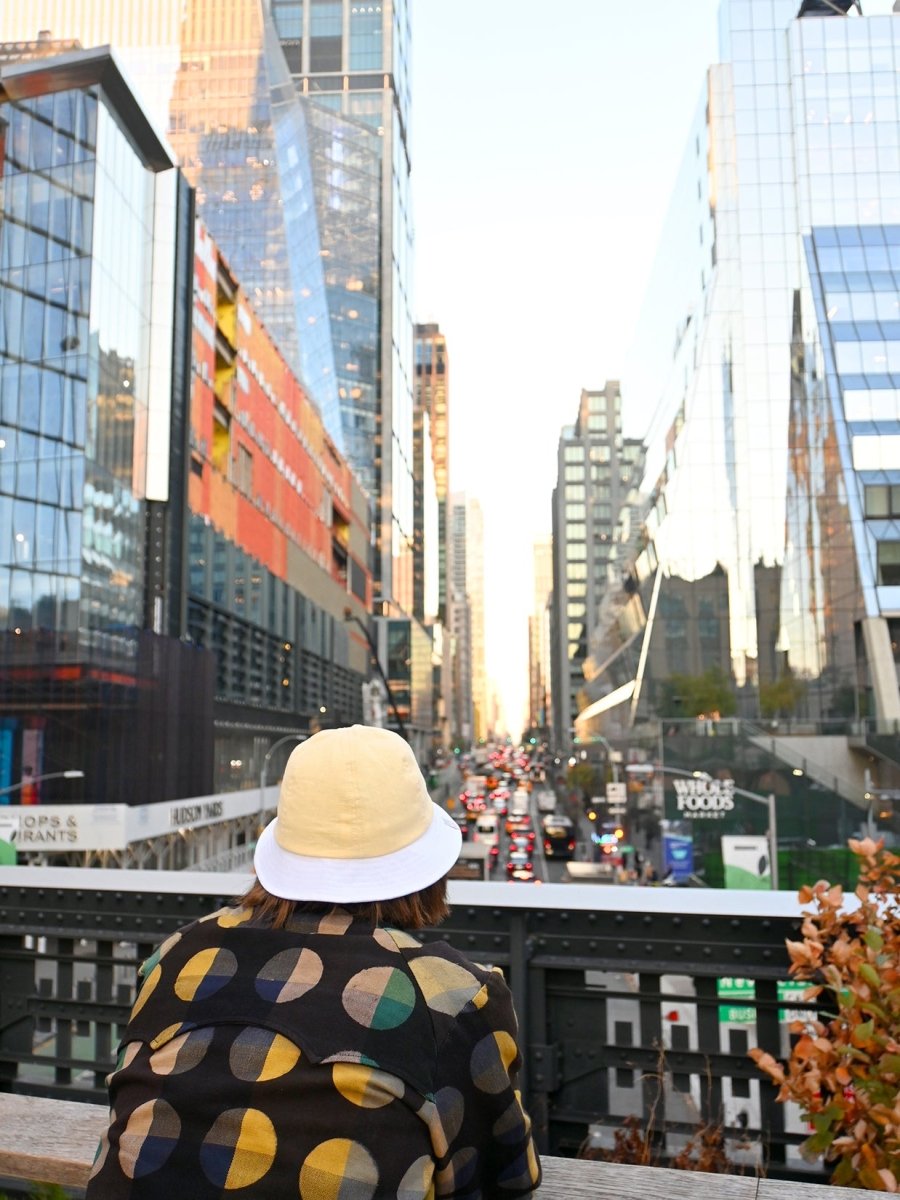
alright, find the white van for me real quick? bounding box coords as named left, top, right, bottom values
left=474, top=813, right=499, bottom=860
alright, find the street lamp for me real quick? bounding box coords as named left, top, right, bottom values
left=657, top=764, right=779, bottom=890
left=258, top=735, right=306, bottom=835
left=343, top=607, right=408, bottom=740
left=0, top=770, right=84, bottom=803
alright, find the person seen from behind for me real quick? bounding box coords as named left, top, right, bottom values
left=87, top=724, right=541, bottom=1198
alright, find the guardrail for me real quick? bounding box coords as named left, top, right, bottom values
left=0, top=868, right=823, bottom=1181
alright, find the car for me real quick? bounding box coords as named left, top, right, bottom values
left=505, top=851, right=534, bottom=875
left=508, top=868, right=542, bottom=883
left=509, top=833, right=534, bottom=854
left=506, top=814, right=534, bottom=837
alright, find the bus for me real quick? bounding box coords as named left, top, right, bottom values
left=541, top=814, right=576, bottom=859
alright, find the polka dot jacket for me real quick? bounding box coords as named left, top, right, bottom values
left=86, top=904, right=542, bottom=1199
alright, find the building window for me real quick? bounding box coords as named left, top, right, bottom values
left=878, top=542, right=900, bottom=586
left=237, top=443, right=253, bottom=495
left=865, top=485, right=900, bottom=518
left=564, top=445, right=582, bottom=463
left=565, top=484, right=585, bottom=501
left=566, top=543, right=586, bottom=560
left=565, top=504, right=585, bottom=521
left=350, top=4, right=383, bottom=70
left=564, top=464, right=583, bottom=481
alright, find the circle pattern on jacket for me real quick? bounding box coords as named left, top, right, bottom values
left=408, top=957, right=480, bottom=1016
left=174, top=947, right=238, bottom=1002
left=200, top=1108, right=277, bottom=1189
left=255, top=947, right=324, bottom=1003
left=149, top=1027, right=215, bottom=1076
left=342, top=966, right=416, bottom=1029
left=299, top=1138, right=379, bottom=1199
left=332, top=1062, right=405, bottom=1108
left=118, top=1099, right=181, bottom=1179
left=230, top=1028, right=301, bottom=1082
left=471, top=1030, right=518, bottom=1093
left=398, top=1155, right=434, bottom=1199
left=130, top=964, right=161, bottom=1020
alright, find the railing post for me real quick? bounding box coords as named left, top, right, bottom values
left=0, top=933, right=32, bottom=1092
left=756, top=978, right=786, bottom=1172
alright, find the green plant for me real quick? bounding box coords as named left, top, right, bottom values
left=750, top=837, right=900, bottom=1191
left=566, top=762, right=598, bottom=801
left=658, top=666, right=737, bottom=719
left=759, top=673, right=807, bottom=719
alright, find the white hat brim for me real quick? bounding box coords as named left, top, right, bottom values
left=253, top=802, right=463, bottom=903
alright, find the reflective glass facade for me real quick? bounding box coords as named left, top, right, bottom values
left=273, top=0, right=416, bottom=612
left=584, top=4, right=900, bottom=742
left=0, top=50, right=204, bottom=803
left=551, top=386, right=642, bottom=748
left=2, top=0, right=345, bottom=450
left=187, top=220, right=371, bottom=789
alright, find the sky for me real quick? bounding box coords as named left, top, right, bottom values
left=411, top=0, right=724, bottom=736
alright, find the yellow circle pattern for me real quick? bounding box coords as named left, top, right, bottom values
left=299, top=1138, right=379, bottom=1199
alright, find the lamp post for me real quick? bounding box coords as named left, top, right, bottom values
left=0, top=770, right=84, bottom=803
left=655, top=764, right=779, bottom=890
left=257, top=735, right=307, bottom=836
left=343, top=607, right=408, bottom=740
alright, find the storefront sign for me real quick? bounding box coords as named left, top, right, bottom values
left=672, top=777, right=735, bottom=819
left=12, top=805, right=128, bottom=852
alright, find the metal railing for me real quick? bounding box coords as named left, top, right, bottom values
left=0, top=868, right=821, bottom=1180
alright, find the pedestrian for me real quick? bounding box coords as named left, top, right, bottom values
left=87, top=725, right=541, bottom=1199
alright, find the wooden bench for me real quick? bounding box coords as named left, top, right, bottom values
left=0, top=1093, right=885, bottom=1197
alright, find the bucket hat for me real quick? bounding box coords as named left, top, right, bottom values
left=254, top=725, right=462, bottom=902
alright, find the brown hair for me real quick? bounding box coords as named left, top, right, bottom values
left=238, top=876, right=450, bottom=931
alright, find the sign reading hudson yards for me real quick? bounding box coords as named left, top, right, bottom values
left=672, top=778, right=736, bottom=820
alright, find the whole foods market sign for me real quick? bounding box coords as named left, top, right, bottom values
left=671, top=777, right=735, bottom=819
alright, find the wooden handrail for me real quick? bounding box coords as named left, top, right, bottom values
left=0, top=1093, right=884, bottom=1197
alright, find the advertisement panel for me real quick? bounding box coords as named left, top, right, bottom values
left=721, top=834, right=771, bottom=889
left=662, top=832, right=694, bottom=883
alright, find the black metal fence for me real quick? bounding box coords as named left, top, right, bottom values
left=0, top=869, right=820, bottom=1179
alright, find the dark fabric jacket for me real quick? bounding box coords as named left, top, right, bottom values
left=86, top=904, right=541, bottom=1198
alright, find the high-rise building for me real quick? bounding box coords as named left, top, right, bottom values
left=449, top=493, right=473, bottom=747
left=272, top=0, right=416, bottom=617
left=467, top=496, right=487, bottom=745
left=583, top=2, right=900, bottom=824
left=414, top=321, right=451, bottom=752
left=0, top=47, right=372, bottom=804
left=2, top=0, right=428, bottom=752
left=415, top=323, right=450, bottom=618
left=528, top=537, right=553, bottom=737
left=550, top=384, right=644, bottom=750
left=1, top=1, right=346, bottom=444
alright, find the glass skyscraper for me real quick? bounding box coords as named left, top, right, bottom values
left=2, top=0, right=423, bottom=744
left=551, top=385, right=644, bottom=749
left=0, top=46, right=207, bottom=802
left=582, top=2, right=900, bottom=734
left=271, top=0, right=416, bottom=615
left=576, top=4, right=900, bottom=866
left=1, top=0, right=347, bottom=452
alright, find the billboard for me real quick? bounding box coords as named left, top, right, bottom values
left=721, top=835, right=771, bottom=889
